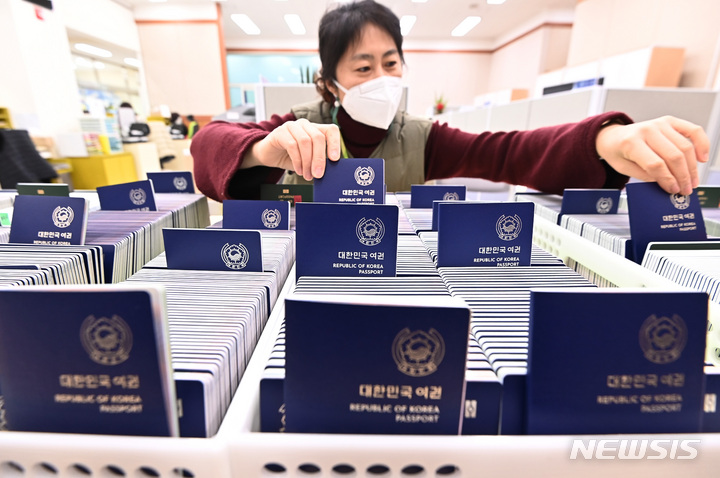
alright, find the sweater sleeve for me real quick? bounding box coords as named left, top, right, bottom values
left=190, top=113, right=295, bottom=201
left=424, top=111, right=633, bottom=195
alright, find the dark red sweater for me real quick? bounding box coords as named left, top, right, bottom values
left=190, top=106, right=631, bottom=202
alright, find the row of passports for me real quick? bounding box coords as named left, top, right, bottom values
left=0, top=162, right=719, bottom=437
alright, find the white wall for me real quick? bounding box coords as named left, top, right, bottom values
left=569, top=0, right=720, bottom=88
left=402, top=52, right=491, bottom=117
left=137, top=22, right=227, bottom=117
left=0, top=0, right=82, bottom=136
left=58, top=0, right=141, bottom=52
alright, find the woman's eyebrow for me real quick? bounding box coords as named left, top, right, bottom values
left=350, top=49, right=399, bottom=61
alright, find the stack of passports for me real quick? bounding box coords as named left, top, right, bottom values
left=283, top=294, right=471, bottom=435
left=527, top=289, right=708, bottom=434
left=0, top=286, right=178, bottom=436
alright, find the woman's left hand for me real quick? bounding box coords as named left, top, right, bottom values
left=595, top=115, right=710, bottom=195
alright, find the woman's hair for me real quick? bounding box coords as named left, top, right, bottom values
left=315, top=0, right=404, bottom=103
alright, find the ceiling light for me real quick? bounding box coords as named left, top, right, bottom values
left=451, top=16, right=481, bottom=37
left=412, top=0, right=428, bottom=3
left=400, top=15, right=417, bottom=36
left=284, top=14, right=306, bottom=35
left=148, top=0, right=168, bottom=3
left=231, top=14, right=261, bottom=35
left=124, top=57, right=140, bottom=67
left=93, top=61, right=106, bottom=69
left=487, top=0, right=506, bottom=4
left=74, top=43, right=112, bottom=58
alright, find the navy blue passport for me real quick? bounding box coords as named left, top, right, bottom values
left=437, top=201, right=534, bottom=267
left=559, top=189, right=621, bottom=217
left=527, top=289, right=708, bottom=435
left=313, top=158, right=385, bottom=204
left=146, top=171, right=195, bottom=193
left=295, top=203, right=398, bottom=278
left=411, top=184, right=466, bottom=208
left=627, top=182, right=707, bottom=263
left=97, top=179, right=157, bottom=211
left=162, top=228, right=263, bottom=272
left=9, top=195, right=88, bottom=245
left=223, top=199, right=290, bottom=230
left=284, top=295, right=470, bottom=434
left=0, top=286, right=177, bottom=436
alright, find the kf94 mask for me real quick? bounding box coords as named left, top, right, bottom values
left=335, top=75, right=403, bottom=130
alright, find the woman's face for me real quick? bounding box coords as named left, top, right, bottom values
left=328, top=23, right=403, bottom=102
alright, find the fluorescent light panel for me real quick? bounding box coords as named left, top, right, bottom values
left=451, top=16, right=481, bottom=37
left=124, top=57, right=140, bottom=67
left=284, top=14, right=306, bottom=35
left=487, top=0, right=506, bottom=4
left=74, top=43, right=112, bottom=58
left=231, top=14, right=261, bottom=35
left=400, top=15, right=416, bottom=36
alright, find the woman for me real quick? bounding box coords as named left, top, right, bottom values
left=191, top=0, right=708, bottom=202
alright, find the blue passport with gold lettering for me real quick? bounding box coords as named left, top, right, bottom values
left=97, top=179, right=157, bottom=211
left=527, top=289, right=707, bottom=434
left=146, top=171, right=195, bottom=193
left=9, top=195, right=88, bottom=245
left=222, top=199, right=290, bottom=230
left=411, top=184, right=466, bottom=208
left=313, top=158, right=385, bottom=204
left=627, top=182, right=707, bottom=263
left=284, top=294, right=470, bottom=434
left=0, top=286, right=178, bottom=436
left=437, top=201, right=534, bottom=267
left=163, top=228, right=263, bottom=272
left=295, top=203, right=398, bottom=278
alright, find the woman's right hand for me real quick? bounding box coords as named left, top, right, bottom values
left=242, top=118, right=342, bottom=180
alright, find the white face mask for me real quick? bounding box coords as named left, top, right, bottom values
left=335, top=75, right=403, bottom=130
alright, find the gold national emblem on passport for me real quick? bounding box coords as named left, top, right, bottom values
left=80, top=315, right=133, bottom=366
left=173, top=176, right=188, bottom=191
left=221, top=242, right=250, bottom=270
left=596, top=197, right=613, bottom=214
left=496, top=214, right=522, bottom=241
left=639, top=314, right=688, bottom=364
left=129, top=188, right=147, bottom=206
left=356, top=217, right=385, bottom=246
left=261, top=209, right=281, bottom=229
left=670, top=193, right=690, bottom=210
left=354, top=166, right=375, bottom=186
left=392, top=328, right=445, bottom=377
left=52, top=206, right=74, bottom=228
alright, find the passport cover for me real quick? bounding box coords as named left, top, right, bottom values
left=97, top=179, right=158, bottom=211
left=626, top=182, right=707, bottom=263
left=284, top=294, right=470, bottom=434
left=146, top=171, right=194, bottom=193
left=313, top=158, right=385, bottom=204
left=222, top=199, right=290, bottom=230
left=16, top=183, right=71, bottom=197
left=9, top=195, right=88, bottom=245
left=411, top=184, right=466, bottom=208
left=436, top=201, right=534, bottom=267
left=163, top=228, right=263, bottom=272
left=295, top=203, right=398, bottom=278
left=559, top=189, right=620, bottom=217
left=0, top=286, right=177, bottom=436
left=527, top=288, right=708, bottom=435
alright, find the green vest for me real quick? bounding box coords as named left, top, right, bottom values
left=286, top=100, right=432, bottom=192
